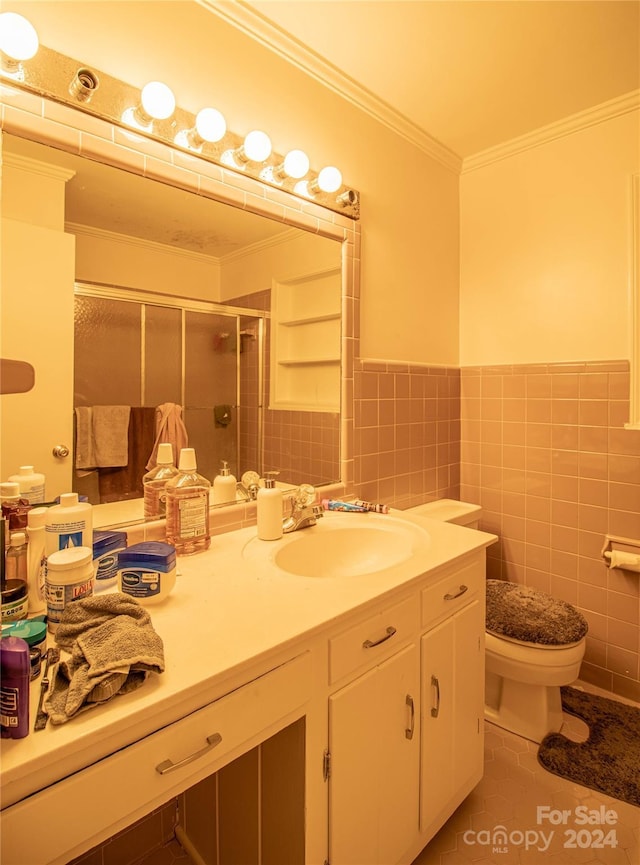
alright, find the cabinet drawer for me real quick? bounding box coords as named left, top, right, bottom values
left=1, top=652, right=311, bottom=865
left=329, top=596, right=418, bottom=684
left=421, top=559, right=484, bottom=630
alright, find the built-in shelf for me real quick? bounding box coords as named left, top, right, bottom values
left=270, top=267, right=341, bottom=412
left=280, top=313, right=341, bottom=327
left=278, top=357, right=340, bottom=367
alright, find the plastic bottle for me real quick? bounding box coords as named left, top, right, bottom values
left=0, top=482, right=31, bottom=534
left=8, top=466, right=45, bottom=504
left=143, top=442, right=179, bottom=522
left=1, top=532, right=29, bottom=622
left=26, top=507, right=48, bottom=614
left=45, top=546, right=94, bottom=633
left=0, top=636, right=30, bottom=738
left=212, top=460, right=237, bottom=505
left=44, top=492, right=93, bottom=556
left=257, top=477, right=283, bottom=541
left=165, top=448, right=211, bottom=555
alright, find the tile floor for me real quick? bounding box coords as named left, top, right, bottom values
left=411, top=681, right=640, bottom=865
left=134, top=681, right=639, bottom=865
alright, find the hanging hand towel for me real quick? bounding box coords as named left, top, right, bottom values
left=146, top=402, right=189, bottom=470
left=44, top=593, right=165, bottom=724
left=93, top=405, right=131, bottom=467
left=75, top=406, right=96, bottom=469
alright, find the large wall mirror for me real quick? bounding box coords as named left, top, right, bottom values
left=1, top=129, right=349, bottom=528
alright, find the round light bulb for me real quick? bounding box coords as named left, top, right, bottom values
left=195, top=107, right=226, bottom=143
left=243, top=130, right=272, bottom=162
left=283, top=149, right=310, bottom=179
left=140, top=81, right=175, bottom=120
left=0, top=12, right=39, bottom=61
left=317, top=166, right=342, bottom=193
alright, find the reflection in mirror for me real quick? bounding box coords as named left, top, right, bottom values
left=1, top=133, right=342, bottom=524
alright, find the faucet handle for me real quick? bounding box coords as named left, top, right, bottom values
left=295, top=484, right=316, bottom=507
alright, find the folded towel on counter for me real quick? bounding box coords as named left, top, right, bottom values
left=44, top=593, right=165, bottom=724
left=146, top=402, right=189, bottom=470
left=75, top=406, right=96, bottom=470
left=93, top=405, right=131, bottom=467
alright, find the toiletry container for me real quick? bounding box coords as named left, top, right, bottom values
left=0, top=483, right=31, bottom=534
left=213, top=460, right=237, bottom=505
left=0, top=636, right=30, bottom=738
left=45, top=492, right=93, bottom=556
left=165, top=448, right=211, bottom=555
left=2, top=532, right=29, bottom=622
left=45, top=546, right=94, bottom=633
left=8, top=466, right=45, bottom=504
left=117, top=541, right=176, bottom=604
left=143, top=442, right=178, bottom=521
left=26, top=507, right=48, bottom=614
left=93, top=529, right=128, bottom=590
left=1, top=618, right=47, bottom=656
left=257, top=478, right=283, bottom=541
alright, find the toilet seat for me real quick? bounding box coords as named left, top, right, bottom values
left=486, top=579, right=588, bottom=646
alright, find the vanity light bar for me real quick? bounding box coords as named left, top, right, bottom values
left=0, top=24, right=360, bottom=219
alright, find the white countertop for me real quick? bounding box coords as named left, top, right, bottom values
left=0, top=510, right=495, bottom=810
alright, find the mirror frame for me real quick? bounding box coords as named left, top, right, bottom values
left=0, top=81, right=359, bottom=526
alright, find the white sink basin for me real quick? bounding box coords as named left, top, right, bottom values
left=243, top=512, right=430, bottom=578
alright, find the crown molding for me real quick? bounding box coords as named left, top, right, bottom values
left=463, top=90, right=640, bottom=173
left=198, top=0, right=462, bottom=174
left=3, top=151, right=76, bottom=183
left=67, top=221, right=222, bottom=264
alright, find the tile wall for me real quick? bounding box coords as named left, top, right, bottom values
left=459, top=360, right=640, bottom=701
left=353, top=361, right=461, bottom=508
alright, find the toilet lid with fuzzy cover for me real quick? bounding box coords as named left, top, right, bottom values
left=486, top=579, right=588, bottom=646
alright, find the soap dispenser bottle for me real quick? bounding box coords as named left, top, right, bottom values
left=257, top=476, right=283, bottom=541
left=165, top=448, right=211, bottom=555
left=212, top=460, right=237, bottom=505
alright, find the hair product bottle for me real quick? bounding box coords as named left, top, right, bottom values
left=2, top=532, right=29, bottom=622
left=45, top=546, right=94, bottom=633
left=143, top=442, right=179, bottom=521
left=165, top=448, right=211, bottom=555
left=7, top=466, right=45, bottom=504
left=44, top=492, right=93, bottom=556
left=26, top=507, right=48, bottom=615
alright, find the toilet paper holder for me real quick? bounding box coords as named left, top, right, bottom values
left=600, top=534, right=640, bottom=571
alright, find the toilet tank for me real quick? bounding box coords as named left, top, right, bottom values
left=404, top=498, right=482, bottom=529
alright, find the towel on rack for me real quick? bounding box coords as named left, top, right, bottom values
left=146, top=402, right=189, bottom=470
left=93, top=405, right=131, bottom=467
left=74, top=406, right=96, bottom=469
left=44, top=593, right=164, bottom=724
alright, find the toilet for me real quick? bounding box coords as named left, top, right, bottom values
left=404, top=499, right=588, bottom=743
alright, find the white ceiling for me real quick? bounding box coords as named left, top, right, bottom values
left=237, top=0, right=640, bottom=160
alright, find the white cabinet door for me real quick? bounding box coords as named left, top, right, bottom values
left=329, top=643, right=419, bottom=865
left=420, top=598, right=483, bottom=832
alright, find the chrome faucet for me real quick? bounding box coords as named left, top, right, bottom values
left=283, top=484, right=324, bottom=533
left=237, top=470, right=261, bottom=501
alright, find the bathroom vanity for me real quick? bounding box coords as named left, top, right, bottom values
left=0, top=511, right=495, bottom=865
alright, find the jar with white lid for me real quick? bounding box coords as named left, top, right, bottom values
left=45, top=546, right=94, bottom=633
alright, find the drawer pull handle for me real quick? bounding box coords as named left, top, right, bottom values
left=155, top=733, right=223, bottom=775
left=444, top=584, right=468, bottom=601
left=431, top=675, right=440, bottom=718
left=362, top=625, right=397, bottom=649
left=405, top=694, right=415, bottom=740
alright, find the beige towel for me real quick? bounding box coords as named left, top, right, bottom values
left=93, top=405, right=131, bottom=467
left=75, top=406, right=96, bottom=469
left=44, top=593, right=164, bottom=724
left=146, top=403, right=189, bottom=470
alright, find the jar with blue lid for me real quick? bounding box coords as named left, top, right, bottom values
left=93, top=530, right=128, bottom=589
left=117, top=542, right=176, bottom=604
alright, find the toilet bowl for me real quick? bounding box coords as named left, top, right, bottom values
left=404, top=499, right=588, bottom=743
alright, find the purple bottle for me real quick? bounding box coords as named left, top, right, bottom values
left=1, top=636, right=30, bottom=738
